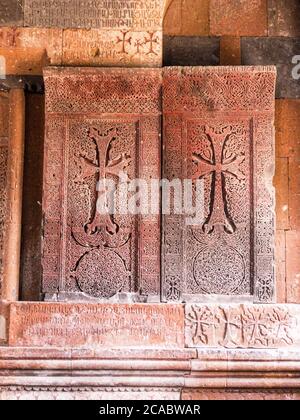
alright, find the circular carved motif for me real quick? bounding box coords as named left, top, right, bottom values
left=76, top=248, right=127, bottom=299
left=193, top=245, right=245, bottom=295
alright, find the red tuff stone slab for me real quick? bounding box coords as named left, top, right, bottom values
left=185, top=303, right=300, bottom=349
left=163, top=67, right=276, bottom=303
left=8, top=303, right=184, bottom=348
left=43, top=68, right=161, bottom=302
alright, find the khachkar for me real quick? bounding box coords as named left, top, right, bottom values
left=42, top=68, right=161, bottom=302
left=163, top=67, right=277, bottom=304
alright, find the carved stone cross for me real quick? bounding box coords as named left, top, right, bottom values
left=78, top=127, right=131, bottom=235
left=192, top=125, right=245, bottom=234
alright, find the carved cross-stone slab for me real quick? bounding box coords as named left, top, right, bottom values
left=163, top=67, right=276, bottom=303
left=43, top=68, right=161, bottom=302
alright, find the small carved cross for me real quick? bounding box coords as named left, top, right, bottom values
left=192, top=125, right=245, bottom=234
left=143, top=31, right=159, bottom=56
left=78, top=127, right=131, bottom=235
left=116, top=30, right=132, bottom=54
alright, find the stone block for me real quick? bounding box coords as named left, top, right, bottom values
left=0, top=301, right=9, bottom=344
left=220, top=36, right=241, bottom=65
left=164, top=0, right=209, bottom=36
left=0, top=0, right=23, bottom=26
left=24, top=0, right=164, bottom=30
left=286, top=231, right=300, bottom=304
left=8, top=303, right=184, bottom=348
left=62, top=29, right=162, bottom=67
left=163, top=36, right=220, bottom=66
left=210, top=0, right=267, bottom=36
left=241, top=37, right=300, bottom=99
left=185, top=304, right=300, bottom=349
left=274, top=157, right=289, bottom=230
left=275, top=230, right=286, bottom=303
left=268, top=0, right=300, bottom=37
left=162, top=66, right=276, bottom=303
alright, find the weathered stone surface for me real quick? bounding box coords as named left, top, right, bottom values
left=210, top=0, right=268, bottom=36
left=0, top=0, right=23, bottom=26
left=0, top=301, right=9, bottom=344
left=0, top=388, right=181, bottom=401
left=8, top=303, right=184, bottom=348
left=24, top=0, right=164, bottom=29
left=43, top=68, right=161, bottom=301
left=220, top=36, right=241, bottom=65
left=164, top=0, right=209, bottom=36
left=0, top=28, right=63, bottom=75
left=286, top=231, right=300, bottom=304
left=268, top=0, right=300, bottom=37
left=274, top=158, right=289, bottom=230
left=275, top=230, right=286, bottom=304
left=0, top=93, right=9, bottom=297
left=20, top=94, right=45, bottom=301
left=163, top=67, right=276, bottom=303
left=185, top=304, right=300, bottom=349
left=62, top=29, right=162, bottom=67
left=163, top=36, right=220, bottom=66
left=241, top=37, right=300, bottom=99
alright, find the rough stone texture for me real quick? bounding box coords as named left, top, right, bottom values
left=241, top=37, right=300, bottom=99
left=163, top=36, right=220, bottom=66
left=268, top=0, right=300, bottom=37
left=0, top=92, right=9, bottom=297
left=210, top=0, right=268, bottom=36
left=164, top=0, right=209, bottom=36
left=0, top=28, right=63, bottom=75
left=0, top=301, right=9, bottom=344
left=62, top=29, right=162, bottom=67
left=20, top=94, right=44, bottom=301
left=274, top=158, right=289, bottom=230
left=43, top=68, right=161, bottom=302
left=185, top=304, right=299, bottom=349
left=163, top=66, right=276, bottom=303
left=0, top=0, right=23, bottom=27
left=220, top=36, right=241, bottom=66
left=286, top=231, right=300, bottom=304
left=24, top=0, right=163, bottom=66
left=8, top=303, right=184, bottom=348
left=24, top=0, right=164, bottom=29
left=275, top=230, right=286, bottom=304
left=182, top=390, right=300, bottom=400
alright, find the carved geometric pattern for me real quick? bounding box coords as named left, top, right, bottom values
left=185, top=304, right=298, bottom=349
left=42, top=69, right=161, bottom=301
left=163, top=67, right=276, bottom=303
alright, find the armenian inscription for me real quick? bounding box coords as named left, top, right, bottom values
left=9, top=303, right=184, bottom=348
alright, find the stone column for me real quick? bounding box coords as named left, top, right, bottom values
left=2, top=89, right=25, bottom=301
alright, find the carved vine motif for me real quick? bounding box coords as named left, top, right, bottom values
left=185, top=305, right=297, bottom=349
